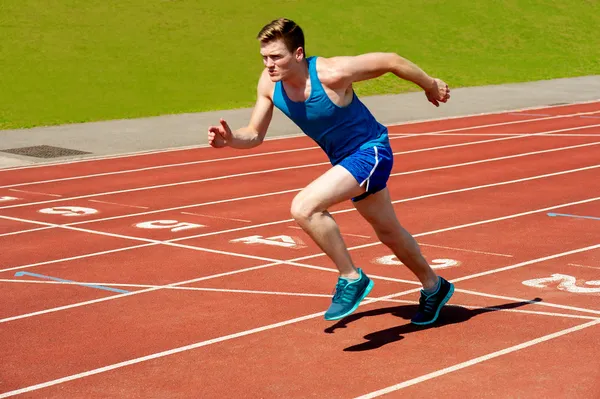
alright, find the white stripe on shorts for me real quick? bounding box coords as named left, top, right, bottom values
left=360, top=146, right=379, bottom=192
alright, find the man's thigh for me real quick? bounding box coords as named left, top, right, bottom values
left=294, top=165, right=365, bottom=211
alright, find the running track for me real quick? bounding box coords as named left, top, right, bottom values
left=1, top=102, right=599, bottom=398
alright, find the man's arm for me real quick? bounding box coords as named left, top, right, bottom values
left=320, top=52, right=450, bottom=106
left=208, top=70, right=274, bottom=149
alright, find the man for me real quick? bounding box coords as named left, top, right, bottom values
left=208, top=18, right=453, bottom=324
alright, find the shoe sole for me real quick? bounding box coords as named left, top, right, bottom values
left=411, top=283, right=455, bottom=326
left=324, top=279, right=374, bottom=321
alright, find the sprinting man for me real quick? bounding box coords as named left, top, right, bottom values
left=208, top=18, right=453, bottom=324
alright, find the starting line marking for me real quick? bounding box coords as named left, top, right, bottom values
left=13, top=272, right=129, bottom=294
left=547, top=212, right=600, bottom=221
left=419, top=242, right=513, bottom=257
left=3, top=278, right=596, bottom=321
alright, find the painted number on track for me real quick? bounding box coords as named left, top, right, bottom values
left=135, top=220, right=205, bottom=232
left=522, top=274, right=600, bottom=294
left=0, top=196, right=19, bottom=202
left=230, top=235, right=305, bottom=248
left=39, top=206, right=98, bottom=216
left=375, top=255, right=460, bottom=269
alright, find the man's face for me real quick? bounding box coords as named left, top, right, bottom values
left=260, top=39, right=301, bottom=82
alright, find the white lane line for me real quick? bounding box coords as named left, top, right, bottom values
left=508, top=112, right=552, bottom=117
left=172, top=166, right=600, bottom=243
left=0, top=226, right=53, bottom=237
left=0, top=244, right=155, bottom=273
left=422, top=133, right=600, bottom=137
left=8, top=189, right=61, bottom=197
left=0, top=161, right=329, bottom=210
left=568, top=263, right=600, bottom=270
left=60, top=142, right=600, bottom=228
left=2, top=278, right=595, bottom=321
left=2, top=122, right=599, bottom=211
left=353, top=319, right=600, bottom=399
left=0, top=146, right=321, bottom=189
left=88, top=200, right=149, bottom=209
left=180, top=211, right=251, bottom=223
left=455, top=288, right=600, bottom=316
left=450, top=244, right=600, bottom=288
left=418, top=243, right=513, bottom=257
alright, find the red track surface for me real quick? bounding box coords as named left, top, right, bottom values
left=1, top=102, right=599, bottom=398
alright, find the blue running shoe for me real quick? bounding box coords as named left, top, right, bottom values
left=324, top=268, right=374, bottom=321
left=411, top=277, right=454, bottom=325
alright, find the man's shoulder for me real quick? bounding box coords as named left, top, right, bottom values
left=314, top=56, right=350, bottom=89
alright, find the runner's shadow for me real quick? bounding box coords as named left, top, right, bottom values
left=324, top=298, right=542, bottom=352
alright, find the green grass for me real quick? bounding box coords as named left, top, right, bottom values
left=1, top=0, right=599, bottom=129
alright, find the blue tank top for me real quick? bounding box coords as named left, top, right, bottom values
left=272, top=56, right=389, bottom=165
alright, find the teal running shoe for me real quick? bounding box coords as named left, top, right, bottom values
left=411, top=277, right=454, bottom=325
left=324, top=268, right=374, bottom=321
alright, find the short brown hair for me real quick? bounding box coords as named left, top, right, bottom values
left=256, top=18, right=305, bottom=54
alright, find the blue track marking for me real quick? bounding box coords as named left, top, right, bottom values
left=14, top=271, right=129, bottom=294
left=547, top=212, right=600, bottom=221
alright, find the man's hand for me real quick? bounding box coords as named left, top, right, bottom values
left=207, top=118, right=232, bottom=148
left=425, top=78, right=451, bottom=107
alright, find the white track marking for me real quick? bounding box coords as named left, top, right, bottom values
left=418, top=243, right=513, bottom=257
left=0, top=146, right=321, bottom=189
left=568, top=263, right=600, bottom=270
left=425, top=133, right=600, bottom=137
left=2, top=171, right=598, bottom=275
left=2, top=124, right=599, bottom=211
left=171, top=166, right=600, bottom=243
left=0, top=244, right=155, bottom=273
left=0, top=226, right=53, bottom=237
left=180, top=211, right=251, bottom=223
left=7, top=189, right=61, bottom=197
left=3, top=142, right=595, bottom=239
left=0, top=162, right=328, bottom=210
left=2, top=278, right=595, bottom=321
left=391, top=123, right=600, bottom=156
left=88, top=200, right=149, bottom=209
left=455, top=289, right=600, bottom=316
left=55, top=143, right=600, bottom=229
left=508, top=112, right=552, bottom=117
left=450, top=244, right=600, bottom=287
left=0, top=262, right=289, bottom=324
left=353, top=319, right=600, bottom=399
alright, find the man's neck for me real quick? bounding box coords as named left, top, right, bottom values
left=283, top=59, right=309, bottom=89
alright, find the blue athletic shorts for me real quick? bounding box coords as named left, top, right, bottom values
left=338, top=144, right=394, bottom=202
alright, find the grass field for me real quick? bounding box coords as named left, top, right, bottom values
left=1, top=0, right=599, bottom=130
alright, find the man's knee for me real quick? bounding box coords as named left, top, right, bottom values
left=290, top=192, right=314, bottom=223
left=372, top=222, right=403, bottom=246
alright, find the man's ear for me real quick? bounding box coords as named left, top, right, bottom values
left=294, top=47, right=305, bottom=62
